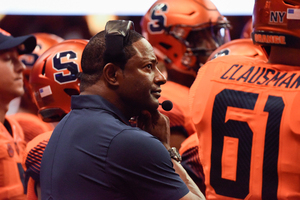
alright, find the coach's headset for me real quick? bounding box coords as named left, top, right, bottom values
left=104, top=20, right=135, bottom=66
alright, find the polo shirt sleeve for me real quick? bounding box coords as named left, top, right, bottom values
left=106, top=128, right=189, bottom=200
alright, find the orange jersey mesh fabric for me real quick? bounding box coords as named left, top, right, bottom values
left=159, top=81, right=196, bottom=136
left=0, top=116, right=27, bottom=200
left=179, top=133, right=198, bottom=155
left=10, top=113, right=54, bottom=143
left=23, top=131, right=51, bottom=200
left=190, top=55, right=300, bottom=199
left=26, top=177, right=38, bottom=200
left=179, top=133, right=206, bottom=194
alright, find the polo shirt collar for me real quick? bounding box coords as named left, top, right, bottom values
left=71, top=95, right=130, bottom=125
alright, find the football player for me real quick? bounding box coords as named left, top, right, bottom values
left=23, top=39, right=88, bottom=200
left=0, top=28, right=36, bottom=200
left=179, top=37, right=268, bottom=194
left=141, top=0, right=231, bottom=150
left=189, top=0, right=300, bottom=198
left=10, top=33, right=64, bottom=143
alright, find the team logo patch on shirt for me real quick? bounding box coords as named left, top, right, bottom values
left=7, top=143, right=14, bottom=157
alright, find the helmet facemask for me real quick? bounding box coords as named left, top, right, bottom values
left=141, top=0, right=232, bottom=76
left=167, top=18, right=231, bottom=74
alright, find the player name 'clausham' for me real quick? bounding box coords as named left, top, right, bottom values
left=220, top=64, right=300, bottom=89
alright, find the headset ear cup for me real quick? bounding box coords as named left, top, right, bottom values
left=104, top=20, right=135, bottom=62
left=104, top=34, right=124, bottom=59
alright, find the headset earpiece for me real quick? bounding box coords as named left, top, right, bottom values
left=104, top=20, right=135, bottom=61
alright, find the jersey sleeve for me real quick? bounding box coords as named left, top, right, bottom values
left=0, top=116, right=27, bottom=199
left=158, top=96, right=189, bottom=138
left=160, top=81, right=196, bottom=137
left=10, top=113, right=54, bottom=143
left=179, top=133, right=206, bottom=194
left=106, top=128, right=189, bottom=200
left=23, top=131, right=52, bottom=199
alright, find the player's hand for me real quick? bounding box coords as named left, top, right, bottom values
left=137, top=110, right=170, bottom=149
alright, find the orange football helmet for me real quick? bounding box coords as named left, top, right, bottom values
left=252, top=0, right=300, bottom=49
left=20, top=33, right=64, bottom=104
left=141, top=0, right=231, bottom=76
left=207, top=38, right=268, bottom=62
left=29, top=39, right=88, bottom=122
left=21, top=33, right=64, bottom=79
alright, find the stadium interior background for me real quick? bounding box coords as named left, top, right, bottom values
left=0, top=15, right=252, bottom=42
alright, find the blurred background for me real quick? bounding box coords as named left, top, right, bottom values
left=0, top=0, right=254, bottom=40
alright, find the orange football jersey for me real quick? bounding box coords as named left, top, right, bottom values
left=10, top=113, right=54, bottom=143
left=190, top=55, right=300, bottom=199
left=179, top=133, right=206, bottom=194
left=23, top=131, right=52, bottom=200
left=0, top=116, right=27, bottom=200
left=179, top=133, right=198, bottom=155
left=159, top=81, right=196, bottom=136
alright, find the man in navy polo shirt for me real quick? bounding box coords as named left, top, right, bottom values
left=40, top=20, right=205, bottom=200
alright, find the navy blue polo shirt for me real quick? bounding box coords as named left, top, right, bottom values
left=40, top=95, right=189, bottom=200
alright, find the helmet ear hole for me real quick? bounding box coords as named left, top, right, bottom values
left=159, top=42, right=172, bottom=50
left=64, top=88, right=80, bottom=96
left=284, top=0, right=300, bottom=6
left=39, top=108, right=66, bottom=122
left=41, top=60, right=47, bottom=75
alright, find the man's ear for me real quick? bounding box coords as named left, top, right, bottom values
left=102, top=63, right=120, bottom=86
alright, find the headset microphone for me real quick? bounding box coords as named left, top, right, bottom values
left=159, top=100, right=173, bottom=111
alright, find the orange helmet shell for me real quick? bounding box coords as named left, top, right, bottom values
left=207, top=38, right=268, bottom=62
left=20, top=33, right=64, bottom=104
left=141, top=0, right=231, bottom=76
left=252, top=0, right=300, bottom=48
left=29, top=39, right=88, bottom=122
left=21, top=33, right=64, bottom=76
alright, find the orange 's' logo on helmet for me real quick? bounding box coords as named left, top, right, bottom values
left=148, top=3, right=168, bottom=34
left=29, top=39, right=88, bottom=122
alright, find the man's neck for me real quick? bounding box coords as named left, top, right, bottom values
left=0, top=101, right=9, bottom=124
left=0, top=109, right=7, bottom=124
left=268, top=46, right=300, bottom=66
